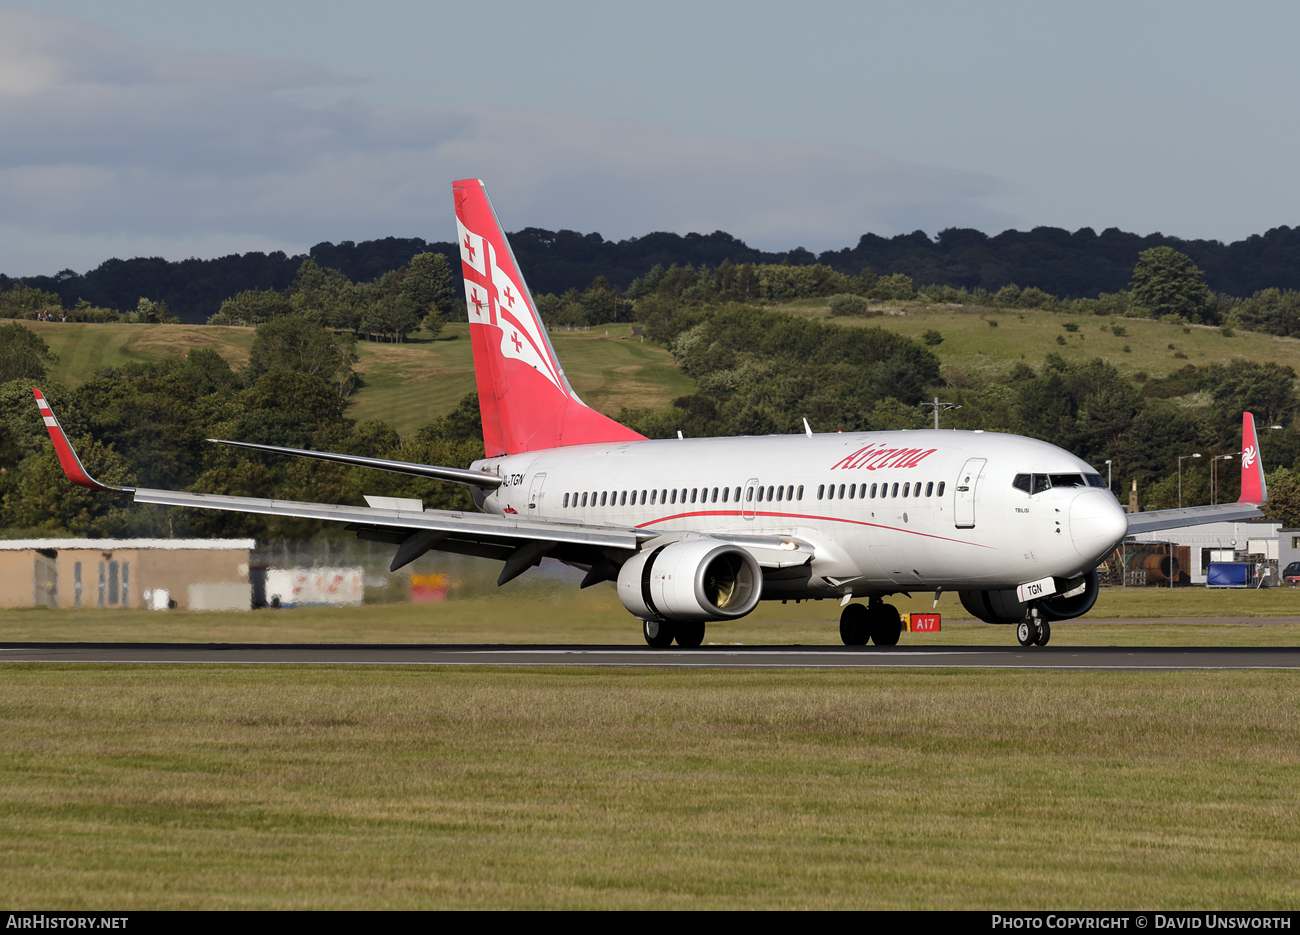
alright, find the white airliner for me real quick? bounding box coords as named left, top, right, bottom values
left=31, top=179, right=1268, bottom=648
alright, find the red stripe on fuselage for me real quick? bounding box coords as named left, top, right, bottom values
left=633, top=509, right=997, bottom=549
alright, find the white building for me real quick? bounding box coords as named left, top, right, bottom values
left=1127, top=521, right=1280, bottom=584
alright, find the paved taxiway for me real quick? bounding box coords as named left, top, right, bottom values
left=2, top=643, right=1298, bottom=669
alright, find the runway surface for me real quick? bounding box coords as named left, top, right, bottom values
left=3, top=642, right=1299, bottom=669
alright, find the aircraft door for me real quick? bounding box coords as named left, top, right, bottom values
left=528, top=473, right=547, bottom=516
left=743, top=478, right=759, bottom=520
left=954, top=458, right=986, bottom=529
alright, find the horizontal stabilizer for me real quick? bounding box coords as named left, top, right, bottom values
left=207, top=438, right=503, bottom=487
left=1126, top=502, right=1264, bottom=536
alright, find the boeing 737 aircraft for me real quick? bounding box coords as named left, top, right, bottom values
left=31, top=179, right=1269, bottom=647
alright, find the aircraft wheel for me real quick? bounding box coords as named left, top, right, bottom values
left=643, top=618, right=675, bottom=648
left=1034, top=620, right=1051, bottom=646
left=839, top=603, right=870, bottom=646
left=1016, top=620, right=1038, bottom=647
left=871, top=603, right=902, bottom=646
left=675, top=620, right=706, bottom=648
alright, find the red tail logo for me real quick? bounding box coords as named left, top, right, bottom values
left=1239, top=412, right=1268, bottom=504
left=453, top=179, right=645, bottom=457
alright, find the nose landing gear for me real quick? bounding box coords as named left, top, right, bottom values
left=1015, top=612, right=1052, bottom=647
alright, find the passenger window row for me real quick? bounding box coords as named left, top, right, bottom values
left=560, top=484, right=805, bottom=509
left=818, top=480, right=945, bottom=500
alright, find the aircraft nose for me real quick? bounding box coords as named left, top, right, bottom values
left=1069, top=489, right=1128, bottom=561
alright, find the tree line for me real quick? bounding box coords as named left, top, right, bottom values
left=8, top=222, right=1300, bottom=323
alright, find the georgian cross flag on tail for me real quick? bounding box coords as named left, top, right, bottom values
left=452, top=179, right=644, bottom=457
left=1239, top=411, right=1269, bottom=504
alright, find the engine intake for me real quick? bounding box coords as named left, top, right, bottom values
left=618, top=539, right=763, bottom=623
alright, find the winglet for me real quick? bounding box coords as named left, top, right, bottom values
left=31, top=388, right=130, bottom=492
left=1238, top=411, right=1268, bottom=504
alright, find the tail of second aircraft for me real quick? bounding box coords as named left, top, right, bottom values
left=452, top=179, right=645, bottom=457
left=1239, top=411, right=1269, bottom=504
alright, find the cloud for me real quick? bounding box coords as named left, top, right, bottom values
left=0, top=6, right=1014, bottom=275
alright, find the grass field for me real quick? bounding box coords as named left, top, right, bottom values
left=781, top=299, right=1300, bottom=387
left=2, top=584, right=1298, bottom=645
left=19, top=320, right=695, bottom=437
left=345, top=323, right=694, bottom=435
left=1, top=664, right=1297, bottom=909
left=21, top=306, right=1298, bottom=436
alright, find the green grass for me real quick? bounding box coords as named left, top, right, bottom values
left=346, top=323, right=695, bottom=436
left=2, top=584, right=1298, bottom=645
left=1, top=664, right=1297, bottom=909
left=20, top=307, right=1296, bottom=435
left=791, top=301, right=1300, bottom=385
left=22, top=320, right=257, bottom=386
left=19, top=319, right=695, bottom=437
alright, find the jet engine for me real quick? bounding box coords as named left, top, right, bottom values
left=959, top=568, right=1100, bottom=623
left=958, top=587, right=1028, bottom=624
left=1036, top=569, right=1099, bottom=621
left=618, top=539, right=763, bottom=623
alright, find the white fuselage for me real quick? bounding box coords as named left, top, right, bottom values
left=473, top=429, right=1129, bottom=599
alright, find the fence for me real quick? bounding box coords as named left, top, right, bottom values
left=248, top=538, right=587, bottom=605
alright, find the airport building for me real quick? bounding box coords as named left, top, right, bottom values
left=0, top=538, right=255, bottom=610
left=1123, top=520, right=1283, bottom=585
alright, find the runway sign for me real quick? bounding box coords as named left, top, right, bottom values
left=907, top=613, right=941, bottom=632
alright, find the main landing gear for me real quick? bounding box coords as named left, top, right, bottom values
left=642, top=618, right=706, bottom=648
left=1016, top=616, right=1051, bottom=647
left=839, top=599, right=902, bottom=647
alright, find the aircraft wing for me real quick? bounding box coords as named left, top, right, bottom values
left=1125, top=502, right=1265, bottom=535
left=31, top=388, right=642, bottom=582
left=205, top=438, right=503, bottom=488
left=133, top=486, right=644, bottom=582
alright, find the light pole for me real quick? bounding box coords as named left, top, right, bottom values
left=1177, top=453, right=1201, bottom=508
left=1104, top=459, right=1112, bottom=494
left=1211, top=454, right=1233, bottom=505
left=923, top=397, right=961, bottom=430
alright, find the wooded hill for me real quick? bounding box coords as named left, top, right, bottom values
left=7, top=223, right=1300, bottom=324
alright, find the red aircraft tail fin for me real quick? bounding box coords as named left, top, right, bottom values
left=452, top=178, right=645, bottom=457
left=1238, top=411, right=1268, bottom=504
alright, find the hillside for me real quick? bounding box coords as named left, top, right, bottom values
left=20, top=320, right=696, bottom=437
left=782, top=299, right=1300, bottom=389
left=20, top=304, right=1300, bottom=432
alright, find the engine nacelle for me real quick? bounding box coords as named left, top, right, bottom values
left=1037, top=569, right=1099, bottom=621
left=958, top=587, right=1027, bottom=624
left=960, top=568, right=1101, bottom=623
left=618, top=539, right=763, bottom=623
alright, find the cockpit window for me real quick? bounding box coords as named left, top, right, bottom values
left=1017, top=472, right=1089, bottom=493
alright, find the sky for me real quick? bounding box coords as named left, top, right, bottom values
left=2, top=0, right=1298, bottom=275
